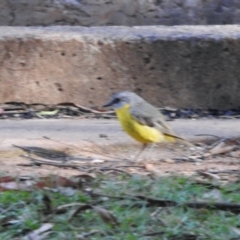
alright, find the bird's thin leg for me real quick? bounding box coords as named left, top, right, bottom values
left=134, top=143, right=148, bottom=162
left=144, top=143, right=156, bottom=160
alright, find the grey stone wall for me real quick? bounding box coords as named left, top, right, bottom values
left=1, top=0, right=240, bottom=26
left=1, top=26, right=240, bottom=109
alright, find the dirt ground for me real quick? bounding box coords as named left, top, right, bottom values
left=0, top=118, right=240, bottom=178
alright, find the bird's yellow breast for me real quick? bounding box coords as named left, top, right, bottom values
left=115, top=104, right=164, bottom=144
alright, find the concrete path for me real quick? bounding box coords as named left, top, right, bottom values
left=0, top=118, right=239, bottom=148
left=0, top=118, right=239, bottom=177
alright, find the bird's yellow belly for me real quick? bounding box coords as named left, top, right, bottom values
left=115, top=104, right=164, bottom=144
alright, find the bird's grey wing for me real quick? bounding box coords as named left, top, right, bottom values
left=131, top=102, right=192, bottom=144
left=130, top=102, right=175, bottom=135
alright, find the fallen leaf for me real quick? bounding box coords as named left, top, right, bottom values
left=36, top=175, right=77, bottom=189
left=202, top=189, right=223, bottom=201
left=24, top=223, right=53, bottom=240
left=230, top=226, right=240, bottom=235
left=69, top=204, right=118, bottom=226
left=208, top=140, right=237, bottom=156
left=209, top=141, right=226, bottom=153
left=69, top=204, right=92, bottom=220
left=13, top=145, right=71, bottom=160
left=211, top=145, right=237, bottom=155
left=198, top=171, right=220, bottom=182
left=92, top=206, right=119, bottom=226
left=144, top=163, right=162, bottom=176
left=72, top=173, right=96, bottom=180
left=0, top=175, right=78, bottom=192
left=144, top=163, right=156, bottom=171
left=39, top=109, right=59, bottom=116
left=0, top=176, right=15, bottom=183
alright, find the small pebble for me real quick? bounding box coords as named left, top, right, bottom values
left=99, top=133, right=108, bottom=138
left=91, top=159, right=105, bottom=163
left=229, top=151, right=240, bottom=158
left=194, top=162, right=202, bottom=166
left=164, top=159, right=175, bottom=163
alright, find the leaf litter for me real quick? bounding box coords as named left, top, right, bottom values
left=1, top=135, right=240, bottom=239
left=2, top=102, right=240, bottom=120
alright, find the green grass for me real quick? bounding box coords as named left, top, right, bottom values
left=0, top=175, right=240, bottom=239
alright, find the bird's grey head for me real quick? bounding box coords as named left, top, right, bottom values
left=103, top=91, right=143, bottom=110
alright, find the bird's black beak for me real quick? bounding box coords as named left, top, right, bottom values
left=102, top=99, right=113, bottom=108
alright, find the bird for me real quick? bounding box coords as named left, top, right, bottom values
left=103, top=91, right=190, bottom=161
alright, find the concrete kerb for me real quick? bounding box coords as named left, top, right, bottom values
left=1, top=25, right=240, bottom=109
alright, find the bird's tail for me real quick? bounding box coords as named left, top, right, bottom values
left=164, top=133, right=194, bottom=147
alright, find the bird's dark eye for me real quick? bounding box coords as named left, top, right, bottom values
left=113, top=98, right=120, bottom=104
